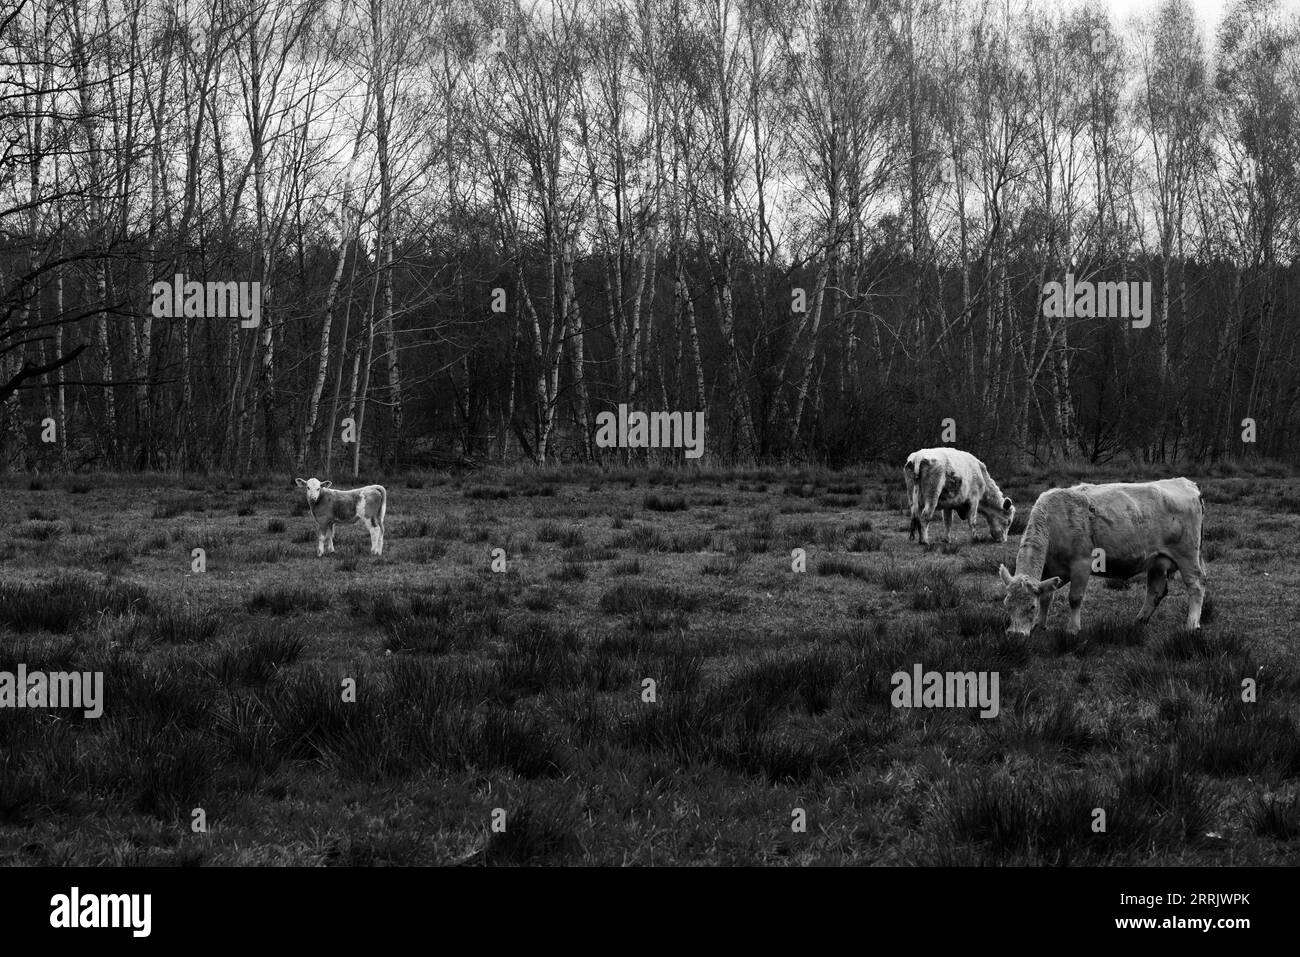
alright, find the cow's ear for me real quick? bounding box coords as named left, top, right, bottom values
left=998, top=564, right=1014, bottom=586
left=1037, top=577, right=1064, bottom=593
left=320, top=480, right=333, bottom=489
left=1002, top=497, right=1013, bottom=511
left=295, top=478, right=307, bottom=487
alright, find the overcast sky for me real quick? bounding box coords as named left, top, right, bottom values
left=1104, top=0, right=1226, bottom=34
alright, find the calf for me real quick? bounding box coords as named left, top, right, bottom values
left=999, top=477, right=1206, bottom=637
left=295, top=477, right=387, bottom=557
left=904, top=448, right=1015, bottom=546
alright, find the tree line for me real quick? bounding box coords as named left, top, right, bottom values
left=2, top=0, right=1298, bottom=474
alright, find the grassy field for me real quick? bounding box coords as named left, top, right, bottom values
left=1, top=461, right=1298, bottom=865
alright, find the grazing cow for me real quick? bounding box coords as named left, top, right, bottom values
left=999, top=477, right=1206, bottom=638
left=904, top=448, right=1015, bottom=546
left=295, top=478, right=387, bottom=557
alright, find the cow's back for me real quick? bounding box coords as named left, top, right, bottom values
left=1078, top=479, right=1201, bottom=528
left=1038, top=479, right=1202, bottom=570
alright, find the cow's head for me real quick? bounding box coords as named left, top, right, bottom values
left=295, top=477, right=333, bottom=504
left=986, top=497, right=1015, bottom=542
left=999, top=563, right=1062, bottom=636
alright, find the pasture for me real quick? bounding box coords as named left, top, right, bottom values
left=1, top=462, right=1298, bottom=865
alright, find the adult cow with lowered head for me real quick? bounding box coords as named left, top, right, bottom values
left=999, top=477, right=1207, bottom=638
left=904, top=448, right=1015, bottom=546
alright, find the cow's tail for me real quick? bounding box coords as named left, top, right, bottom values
left=908, top=460, right=926, bottom=540
left=1197, top=489, right=1206, bottom=576
left=379, top=486, right=388, bottom=527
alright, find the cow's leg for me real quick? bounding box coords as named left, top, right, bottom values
left=1034, top=589, right=1054, bottom=631
left=326, top=523, right=337, bottom=554
left=943, top=509, right=953, bottom=543
left=1137, top=558, right=1172, bottom=624
left=1172, top=551, right=1207, bottom=630
left=1185, top=577, right=1206, bottom=631
left=368, top=519, right=381, bottom=555
left=316, top=525, right=327, bottom=558
left=918, top=504, right=935, bottom=546
left=1066, top=562, right=1091, bottom=635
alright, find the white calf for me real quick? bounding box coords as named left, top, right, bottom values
left=295, top=478, right=387, bottom=557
